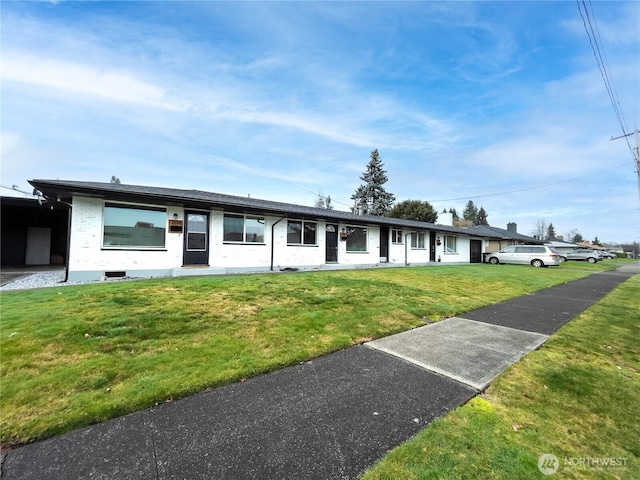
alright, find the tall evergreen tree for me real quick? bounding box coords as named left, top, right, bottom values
left=546, top=223, right=557, bottom=240
left=351, top=149, right=395, bottom=215
left=462, top=200, right=479, bottom=224
left=449, top=208, right=459, bottom=220
left=476, top=207, right=489, bottom=226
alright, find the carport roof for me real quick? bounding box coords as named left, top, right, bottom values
left=30, top=179, right=471, bottom=234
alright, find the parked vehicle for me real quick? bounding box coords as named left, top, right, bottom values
left=599, top=251, right=616, bottom=259
left=561, top=249, right=602, bottom=263
left=486, top=245, right=561, bottom=267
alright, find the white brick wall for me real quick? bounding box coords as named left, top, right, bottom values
left=68, top=196, right=466, bottom=280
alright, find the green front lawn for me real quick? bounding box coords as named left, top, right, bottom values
left=0, top=262, right=632, bottom=447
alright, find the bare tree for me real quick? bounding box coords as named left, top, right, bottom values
left=531, top=219, right=547, bottom=240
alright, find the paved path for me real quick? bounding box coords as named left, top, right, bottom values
left=1, top=267, right=636, bottom=480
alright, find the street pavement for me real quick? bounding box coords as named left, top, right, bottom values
left=1, top=266, right=636, bottom=480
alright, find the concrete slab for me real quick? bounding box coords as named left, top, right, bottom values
left=367, top=317, right=548, bottom=390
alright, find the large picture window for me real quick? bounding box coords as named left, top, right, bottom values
left=224, top=214, right=265, bottom=243
left=103, top=202, right=166, bottom=248
left=346, top=226, right=367, bottom=252
left=411, top=232, right=426, bottom=249
left=287, top=220, right=317, bottom=245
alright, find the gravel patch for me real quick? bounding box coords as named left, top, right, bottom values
left=0, top=271, right=70, bottom=291
left=0, top=272, right=142, bottom=291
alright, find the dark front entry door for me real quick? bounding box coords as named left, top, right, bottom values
left=470, top=239, right=482, bottom=263
left=183, top=211, right=209, bottom=266
left=325, top=224, right=338, bottom=263
left=430, top=231, right=437, bottom=262
left=379, top=227, right=389, bottom=262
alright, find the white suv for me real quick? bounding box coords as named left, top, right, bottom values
left=486, top=245, right=561, bottom=268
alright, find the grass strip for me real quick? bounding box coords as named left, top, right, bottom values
left=0, top=262, right=627, bottom=447
left=361, top=274, right=639, bottom=479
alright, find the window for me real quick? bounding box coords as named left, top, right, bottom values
left=287, top=220, right=317, bottom=245
left=224, top=214, right=265, bottom=243
left=103, top=202, right=166, bottom=248
left=411, top=232, right=426, bottom=249
left=346, top=226, right=367, bottom=252
left=445, top=235, right=458, bottom=253
left=186, top=213, right=207, bottom=251
left=391, top=229, right=403, bottom=244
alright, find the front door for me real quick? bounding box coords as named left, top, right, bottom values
left=470, top=239, right=482, bottom=263
left=183, top=211, right=209, bottom=266
left=430, top=231, right=437, bottom=262
left=379, top=227, right=389, bottom=263
left=325, top=224, right=338, bottom=263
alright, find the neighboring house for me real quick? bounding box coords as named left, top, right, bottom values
left=468, top=223, right=542, bottom=254
left=30, top=180, right=500, bottom=282
left=545, top=240, right=579, bottom=255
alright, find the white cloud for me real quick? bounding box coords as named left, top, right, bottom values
left=1, top=52, right=188, bottom=112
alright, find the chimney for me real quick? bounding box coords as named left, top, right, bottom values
left=439, top=211, right=453, bottom=226
left=507, top=222, right=517, bottom=233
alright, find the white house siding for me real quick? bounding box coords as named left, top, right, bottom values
left=68, top=196, right=183, bottom=281
left=67, top=197, right=476, bottom=281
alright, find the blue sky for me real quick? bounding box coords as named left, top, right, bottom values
left=2, top=1, right=639, bottom=243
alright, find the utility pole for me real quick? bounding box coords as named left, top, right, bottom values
left=611, top=129, right=640, bottom=202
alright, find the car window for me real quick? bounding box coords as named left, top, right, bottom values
left=500, top=246, right=516, bottom=253
left=531, top=247, right=545, bottom=253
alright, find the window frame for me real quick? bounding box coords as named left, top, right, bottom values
left=223, top=213, right=266, bottom=244
left=102, top=201, right=167, bottom=250
left=391, top=229, right=403, bottom=244
left=287, top=220, right=318, bottom=246
left=345, top=225, right=368, bottom=253
left=411, top=232, right=426, bottom=250
left=445, top=235, right=458, bottom=253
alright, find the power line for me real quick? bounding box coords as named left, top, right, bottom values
left=576, top=0, right=635, bottom=161
left=426, top=162, right=630, bottom=203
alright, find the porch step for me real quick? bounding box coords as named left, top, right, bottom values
left=171, top=266, right=226, bottom=277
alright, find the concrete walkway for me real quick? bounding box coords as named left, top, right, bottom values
left=1, top=266, right=636, bottom=480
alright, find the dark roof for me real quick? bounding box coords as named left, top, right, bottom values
left=29, top=179, right=501, bottom=236
left=468, top=225, right=542, bottom=244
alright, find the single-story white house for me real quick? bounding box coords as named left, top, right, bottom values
left=28, top=180, right=523, bottom=282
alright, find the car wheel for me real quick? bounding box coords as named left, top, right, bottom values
left=587, top=257, right=596, bottom=264
left=560, top=256, right=567, bottom=262
left=531, top=259, right=544, bottom=268
left=488, top=257, right=499, bottom=265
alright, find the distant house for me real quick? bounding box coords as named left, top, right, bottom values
left=28, top=180, right=518, bottom=282
left=545, top=240, right=579, bottom=255
left=468, top=222, right=542, bottom=254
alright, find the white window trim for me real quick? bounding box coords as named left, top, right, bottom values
left=444, top=235, right=458, bottom=254
left=411, top=232, right=427, bottom=250
left=391, top=229, right=403, bottom=244
left=345, top=225, right=368, bottom=253
left=223, top=214, right=266, bottom=244
left=101, top=200, right=167, bottom=250
left=286, top=219, right=318, bottom=246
